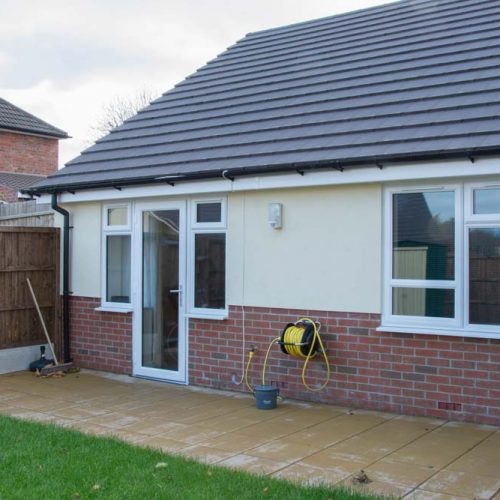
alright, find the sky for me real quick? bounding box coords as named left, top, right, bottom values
left=0, top=0, right=397, bottom=166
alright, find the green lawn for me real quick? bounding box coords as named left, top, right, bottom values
left=0, top=415, right=375, bottom=500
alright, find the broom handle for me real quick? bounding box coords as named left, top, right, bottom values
left=26, top=278, right=59, bottom=366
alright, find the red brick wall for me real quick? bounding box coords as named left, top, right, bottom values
left=68, top=297, right=499, bottom=425
left=190, top=306, right=500, bottom=425
left=70, top=296, right=132, bottom=374
left=0, top=130, right=58, bottom=176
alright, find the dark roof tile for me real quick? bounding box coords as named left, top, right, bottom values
left=0, top=171, right=47, bottom=190
left=0, top=98, right=68, bottom=139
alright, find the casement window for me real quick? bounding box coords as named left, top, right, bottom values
left=383, top=181, right=500, bottom=338
left=101, top=204, right=132, bottom=310
left=189, top=199, right=227, bottom=317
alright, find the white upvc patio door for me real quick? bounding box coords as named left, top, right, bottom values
left=132, top=200, right=187, bottom=383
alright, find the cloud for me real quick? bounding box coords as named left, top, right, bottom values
left=0, top=0, right=396, bottom=166
left=0, top=36, right=154, bottom=89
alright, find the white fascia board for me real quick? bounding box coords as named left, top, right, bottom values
left=38, top=156, right=500, bottom=205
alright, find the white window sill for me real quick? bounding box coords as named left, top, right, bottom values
left=378, top=324, right=500, bottom=340
left=95, top=306, right=133, bottom=314
left=186, top=312, right=228, bottom=321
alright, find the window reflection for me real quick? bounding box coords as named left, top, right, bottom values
left=142, top=210, right=180, bottom=371
left=393, top=192, right=455, bottom=280
left=107, top=207, right=128, bottom=226
left=392, top=288, right=454, bottom=318
left=469, top=228, right=500, bottom=325
left=194, top=233, right=226, bottom=309
left=106, top=235, right=131, bottom=303
left=196, top=203, right=222, bottom=223
left=473, top=188, right=500, bottom=215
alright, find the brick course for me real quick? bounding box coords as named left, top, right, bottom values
left=190, top=305, right=500, bottom=425
left=70, top=296, right=132, bottom=374
left=0, top=130, right=58, bottom=176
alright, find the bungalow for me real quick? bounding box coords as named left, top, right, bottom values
left=28, top=0, right=500, bottom=425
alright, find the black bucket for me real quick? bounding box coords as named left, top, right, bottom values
left=254, top=385, right=279, bottom=410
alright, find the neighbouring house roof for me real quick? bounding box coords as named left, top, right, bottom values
left=0, top=171, right=47, bottom=191
left=31, top=0, right=500, bottom=194
left=0, top=98, right=68, bottom=139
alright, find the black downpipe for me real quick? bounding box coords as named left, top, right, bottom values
left=51, top=193, right=71, bottom=363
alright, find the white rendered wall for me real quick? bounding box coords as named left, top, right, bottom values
left=227, top=184, right=382, bottom=313
left=67, top=202, right=101, bottom=298
left=62, top=185, right=382, bottom=313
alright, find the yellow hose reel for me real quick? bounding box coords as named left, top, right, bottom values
left=279, top=320, right=319, bottom=358
left=245, top=318, right=331, bottom=395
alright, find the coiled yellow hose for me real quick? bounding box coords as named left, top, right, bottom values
left=257, top=318, right=331, bottom=393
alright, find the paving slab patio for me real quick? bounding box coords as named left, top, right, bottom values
left=1, top=370, right=499, bottom=499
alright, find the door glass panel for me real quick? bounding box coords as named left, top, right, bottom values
left=392, top=287, right=454, bottom=318
left=142, top=210, right=180, bottom=371
left=469, top=227, right=500, bottom=325
left=393, top=191, right=455, bottom=280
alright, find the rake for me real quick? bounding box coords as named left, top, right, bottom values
left=26, top=278, right=74, bottom=375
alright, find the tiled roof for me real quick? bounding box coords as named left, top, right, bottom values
left=0, top=98, right=68, bottom=139
left=33, top=0, right=500, bottom=193
left=0, top=171, right=46, bottom=191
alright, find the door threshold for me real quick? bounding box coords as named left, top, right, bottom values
left=133, top=374, right=188, bottom=386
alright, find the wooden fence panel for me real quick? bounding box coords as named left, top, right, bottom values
left=0, top=227, right=61, bottom=355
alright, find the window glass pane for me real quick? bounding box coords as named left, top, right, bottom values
left=473, top=188, right=500, bottom=215
left=194, top=233, right=225, bottom=309
left=392, top=288, right=454, bottom=318
left=469, top=227, right=500, bottom=325
left=106, top=235, right=131, bottom=303
left=393, top=191, right=455, bottom=280
left=196, top=203, right=221, bottom=223
left=107, top=207, right=128, bottom=226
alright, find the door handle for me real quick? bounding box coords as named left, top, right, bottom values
left=169, top=285, right=183, bottom=307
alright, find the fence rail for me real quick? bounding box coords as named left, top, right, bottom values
left=0, top=201, right=53, bottom=227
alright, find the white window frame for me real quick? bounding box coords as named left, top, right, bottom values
left=103, top=203, right=131, bottom=231
left=188, top=198, right=228, bottom=319
left=464, top=182, right=500, bottom=222
left=382, top=180, right=500, bottom=339
left=99, top=203, right=133, bottom=312
left=464, top=182, right=500, bottom=335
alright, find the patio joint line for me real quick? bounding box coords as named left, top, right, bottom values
left=219, top=404, right=347, bottom=439
left=266, top=415, right=451, bottom=489
left=5, top=372, right=499, bottom=496
left=250, top=412, right=401, bottom=481
left=193, top=407, right=397, bottom=479
left=340, top=417, right=453, bottom=495
left=401, top=425, right=499, bottom=499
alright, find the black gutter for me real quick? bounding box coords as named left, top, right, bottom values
left=23, top=146, right=500, bottom=196
left=51, top=193, right=71, bottom=363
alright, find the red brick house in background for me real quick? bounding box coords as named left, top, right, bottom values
left=0, top=97, right=67, bottom=203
